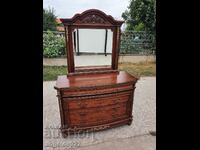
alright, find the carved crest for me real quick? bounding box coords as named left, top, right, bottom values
left=60, top=9, right=124, bottom=26
left=81, top=14, right=107, bottom=24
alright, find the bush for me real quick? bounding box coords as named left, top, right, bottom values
left=43, top=31, right=66, bottom=58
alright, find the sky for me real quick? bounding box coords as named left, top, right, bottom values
left=43, top=0, right=130, bottom=20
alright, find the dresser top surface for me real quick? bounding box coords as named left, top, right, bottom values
left=55, top=71, right=138, bottom=89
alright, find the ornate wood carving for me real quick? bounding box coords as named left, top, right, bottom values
left=60, top=9, right=124, bottom=26
left=81, top=14, right=108, bottom=24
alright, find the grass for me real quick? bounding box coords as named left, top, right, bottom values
left=119, top=62, right=156, bottom=78
left=43, top=66, right=67, bottom=81
left=43, top=62, right=156, bottom=81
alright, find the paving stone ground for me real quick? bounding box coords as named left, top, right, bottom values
left=76, top=134, right=156, bottom=150
left=43, top=77, right=156, bottom=150
left=43, top=55, right=156, bottom=66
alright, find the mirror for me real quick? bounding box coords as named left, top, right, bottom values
left=60, top=9, right=124, bottom=74
left=72, top=28, right=113, bottom=68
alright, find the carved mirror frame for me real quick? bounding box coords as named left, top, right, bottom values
left=60, top=9, right=124, bottom=75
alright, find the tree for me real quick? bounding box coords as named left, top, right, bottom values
left=43, top=8, right=57, bottom=31
left=122, top=0, right=156, bottom=34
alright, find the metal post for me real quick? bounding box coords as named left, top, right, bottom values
left=104, top=29, right=108, bottom=56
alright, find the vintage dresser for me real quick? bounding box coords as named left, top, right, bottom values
left=54, top=9, right=138, bottom=136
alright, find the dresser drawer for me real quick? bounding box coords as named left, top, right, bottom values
left=66, top=103, right=128, bottom=127
left=63, top=91, right=131, bottom=110
left=61, top=84, right=134, bottom=97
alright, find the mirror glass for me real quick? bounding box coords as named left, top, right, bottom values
left=72, top=28, right=113, bottom=68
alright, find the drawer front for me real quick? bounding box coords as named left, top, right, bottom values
left=62, top=84, right=134, bottom=97
left=66, top=103, right=128, bottom=127
left=64, top=91, right=131, bottom=110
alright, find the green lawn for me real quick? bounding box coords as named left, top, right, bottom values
left=118, top=62, right=156, bottom=77
left=43, top=66, right=67, bottom=81
left=43, top=62, right=156, bottom=81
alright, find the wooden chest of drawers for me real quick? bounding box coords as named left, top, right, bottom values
left=54, top=71, right=138, bottom=136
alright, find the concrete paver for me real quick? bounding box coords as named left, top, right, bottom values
left=43, top=55, right=156, bottom=66
left=77, top=134, right=156, bottom=150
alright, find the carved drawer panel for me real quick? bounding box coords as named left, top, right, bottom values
left=61, top=84, right=133, bottom=97
left=63, top=91, right=131, bottom=110
left=66, top=103, right=128, bottom=127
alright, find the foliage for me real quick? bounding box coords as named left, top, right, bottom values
left=121, top=0, right=156, bottom=54
left=43, top=8, right=57, bottom=31
left=43, top=31, right=66, bottom=58
left=134, top=23, right=145, bottom=31
left=122, top=0, right=156, bottom=34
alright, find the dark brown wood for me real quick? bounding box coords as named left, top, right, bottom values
left=115, top=27, right=121, bottom=70
left=64, top=26, right=71, bottom=74
left=60, top=9, right=124, bottom=26
left=55, top=9, right=138, bottom=136
left=67, top=70, right=119, bottom=77
left=54, top=71, right=138, bottom=135
left=60, top=9, right=124, bottom=74
left=55, top=71, right=137, bottom=89
left=61, top=118, right=132, bottom=137
left=111, top=27, right=118, bottom=70
left=65, top=25, right=75, bottom=73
